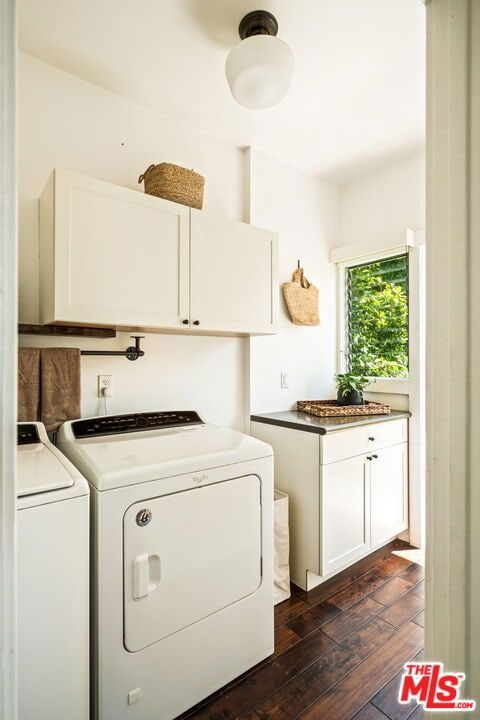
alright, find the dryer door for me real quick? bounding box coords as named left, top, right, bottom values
left=123, top=474, right=262, bottom=652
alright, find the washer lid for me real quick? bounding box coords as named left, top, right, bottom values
left=17, top=423, right=74, bottom=498
left=57, top=415, right=273, bottom=491
left=17, top=445, right=75, bottom=497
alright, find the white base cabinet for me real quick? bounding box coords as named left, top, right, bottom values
left=39, top=169, right=278, bottom=335
left=251, top=417, right=408, bottom=591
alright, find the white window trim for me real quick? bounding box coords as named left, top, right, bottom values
left=329, top=229, right=415, bottom=264
left=333, top=230, right=415, bottom=395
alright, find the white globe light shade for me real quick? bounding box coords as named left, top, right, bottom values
left=225, top=34, right=294, bottom=109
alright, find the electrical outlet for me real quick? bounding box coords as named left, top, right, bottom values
left=98, top=375, right=113, bottom=398
left=280, top=371, right=288, bottom=389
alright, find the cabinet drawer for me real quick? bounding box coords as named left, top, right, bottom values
left=321, top=418, right=408, bottom=465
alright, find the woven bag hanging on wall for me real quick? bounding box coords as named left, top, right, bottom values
left=282, top=266, right=320, bottom=326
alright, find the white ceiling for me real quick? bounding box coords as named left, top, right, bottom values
left=19, top=0, right=425, bottom=184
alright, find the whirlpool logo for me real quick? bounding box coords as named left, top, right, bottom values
left=192, top=473, right=208, bottom=484
left=135, top=508, right=152, bottom=527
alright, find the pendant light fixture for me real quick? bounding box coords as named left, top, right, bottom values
left=225, top=10, right=294, bottom=109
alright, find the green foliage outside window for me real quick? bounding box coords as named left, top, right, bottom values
left=346, top=254, right=409, bottom=378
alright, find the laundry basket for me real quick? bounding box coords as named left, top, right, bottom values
left=274, top=490, right=291, bottom=605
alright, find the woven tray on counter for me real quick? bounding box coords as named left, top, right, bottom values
left=297, top=399, right=391, bottom=418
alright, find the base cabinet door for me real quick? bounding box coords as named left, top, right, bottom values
left=321, top=455, right=370, bottom=576
left=370, top=442, right=408, bottom=547
left=190, top=209, right=278, bottom=334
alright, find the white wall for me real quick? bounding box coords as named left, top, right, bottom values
left=18, top=54, right=340, bottom=430
left=19, top=331, right=246, bottom=428
left=247, top=149, right=339, bottom=413
left=18, top=54, right=248, bottom=429
left=339, top=152, right=425, bottom=246
left=19, top=53, right=246, bottom=324
left=18, top=53, right=419, bottom=428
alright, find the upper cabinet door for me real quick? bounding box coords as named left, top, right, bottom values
left=40, top=170, right=190, bottom=329
left=189, top=209, right=278, bottom=335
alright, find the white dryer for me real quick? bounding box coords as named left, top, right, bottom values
left=57, top=411, right=274, bottom=720
left=17, top=422, right=90, bottom=720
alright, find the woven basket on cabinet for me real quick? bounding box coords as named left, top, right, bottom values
left=138, top=163, right=205, bottom=209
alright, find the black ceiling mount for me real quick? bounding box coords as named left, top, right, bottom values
left=239, top=10, right=279, bottom=40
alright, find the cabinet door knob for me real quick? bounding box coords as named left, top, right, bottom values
left=372, top=454, right=378, bottom=459
left=182, top=319, right=189, bottom=325
left=368, top=437, right=375, bottom=441
left=193, top=320, right=200, bottom=326
left=367, top=456, right=372, bottom=461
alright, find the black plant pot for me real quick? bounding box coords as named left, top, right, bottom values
left=337, top=389, right=364, bottom=406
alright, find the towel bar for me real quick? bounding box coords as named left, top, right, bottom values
left=19, top=326, right=145, bottom=361
left=81, top=336, right=145, bottom=361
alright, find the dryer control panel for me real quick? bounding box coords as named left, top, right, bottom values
left=17, top=424, right=41, bottom=445
left=72, top=411, right=204, bottom=439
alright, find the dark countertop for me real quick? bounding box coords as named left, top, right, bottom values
left=250, top=409, right=410, bottom=435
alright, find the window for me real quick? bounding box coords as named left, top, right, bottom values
left=344, top=253, right=409, bottom=378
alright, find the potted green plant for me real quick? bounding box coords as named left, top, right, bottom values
left=335, top=373, right=371, bottom=406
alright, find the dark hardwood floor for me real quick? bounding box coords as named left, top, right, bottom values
left=177, top=540, right=425, bottom=720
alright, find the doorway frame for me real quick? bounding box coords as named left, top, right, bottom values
left=426, top=0, right=480, bottom=701
left=0, top=0, right=18, bottom=718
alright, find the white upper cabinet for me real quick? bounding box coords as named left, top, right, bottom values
left=39, top=170, right=278, bottom=335
left=190, top=210, right=278, bottom=334
left=40, top=170, right=190, bottom=330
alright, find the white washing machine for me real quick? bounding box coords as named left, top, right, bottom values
left=57, top=410, right=274, bottom=720
left=17, top=422, right=90, bottom=720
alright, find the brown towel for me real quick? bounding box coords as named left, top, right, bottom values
left=40, top=348, right=81, bottom=431
left=18, top=348, right=41, bottom=421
